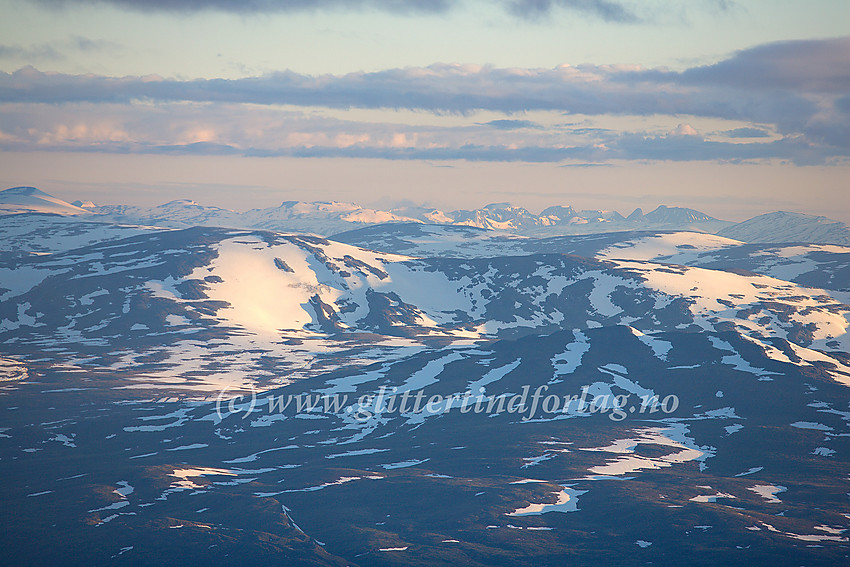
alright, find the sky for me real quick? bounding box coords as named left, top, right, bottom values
left=0, top=0, right=848, bottom=222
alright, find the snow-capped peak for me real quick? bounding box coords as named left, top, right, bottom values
left=0, top=186, right=89, bottom=216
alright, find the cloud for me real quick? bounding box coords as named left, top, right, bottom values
left=608, top=131, right=822, bottom=164
left=0, top=44, right=62, bottom=61
left=2, top=37, right=849, bottom=164
left=0, top=61, right=815, bottom=119
left=670, top=123, right=700, bottom=137
left=0, top=101, right=566, bottom=154
left=30, top=0, right=736, bottom=22
left=678, top=37, right=850, bottom=93
left=3, top=37, right=844, bottom=147
left=480, top=119, right=543, bottom=130
left=723, top=127, right=769, bottom=138
left=503, top=0, right=639, bottom=22
left=74, top=137, right=849, bottom=166
left=2, top=100, right=845, bottom=166
left=705, top=0, right=735, bottom=11
left=33, top=0, right=640, bottom=20
left=0, top=36, right=121, bottom=62
left=623, top=36, right=850, bottom=94
left=33, top=0, right=452, bottom=15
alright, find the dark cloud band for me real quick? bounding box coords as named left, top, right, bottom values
left=504, top=0, right=639, bottom=22
left=34, top=0, right=450, bottom=14
left=3, top=37, right=847, bottom=128
left=33, top=0, right=637, bottom=20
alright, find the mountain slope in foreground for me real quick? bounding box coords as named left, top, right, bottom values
left=333, top=224, right=850, bottom=291
left=0, top=206, right=848, bottom=565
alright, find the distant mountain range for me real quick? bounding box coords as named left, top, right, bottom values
left=718, top=211, right=850, bottom=246
left=2, top=185, right=849, bottom=245
left=82, top=198, right=730, bottom=235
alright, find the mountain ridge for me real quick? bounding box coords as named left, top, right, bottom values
left=2, top=186, right=849, bottom=245
left=719, top=211, right=850, bottom=246
left=0, top=186, right=89, bottom=216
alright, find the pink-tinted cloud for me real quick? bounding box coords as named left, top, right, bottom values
left=1, top=37, right=848, bottom=163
